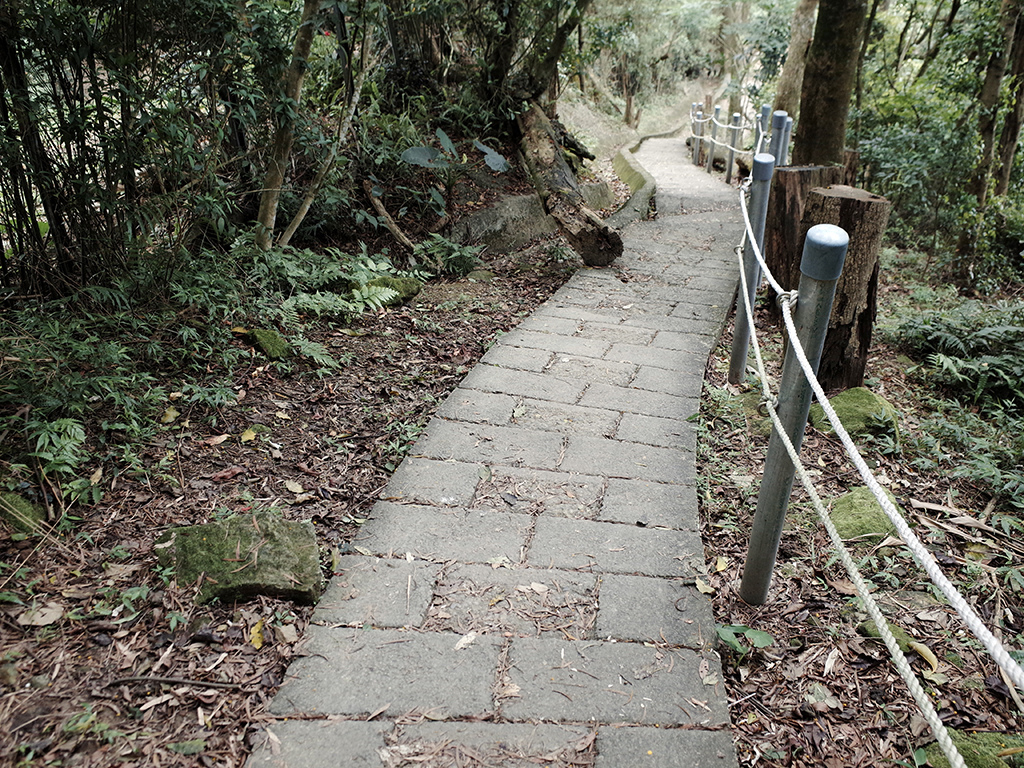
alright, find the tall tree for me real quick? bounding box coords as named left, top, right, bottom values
left=994, top=12, right=1024, bottom=196
left=256, top=0, right=321, bottom=251
left=965, top=0, right=1021, bottom=209
left=773, top=0, right=818, bottom=117
left=792, top=0, right=867, bottom=165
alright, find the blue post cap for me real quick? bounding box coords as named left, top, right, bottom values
left=772, top=110, right=788, bottom=129
left=785, top=116, right=794, bottom=129
left=752, top=153, right=775, bottom=181
left=801, top=224, right=848, bottom=281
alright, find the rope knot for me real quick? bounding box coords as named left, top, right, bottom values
left=757, top=396, right=777, bottom=417
left=776, top=290, right=798, bottom=310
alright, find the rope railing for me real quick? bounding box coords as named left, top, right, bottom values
left=726, top=166, right=1024, bottom=768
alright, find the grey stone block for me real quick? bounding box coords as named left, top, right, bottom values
left=598, top=478, right=698, bottom=530
left=473, top=466, right=604, bottom=519
left=269, top=626, right=500, bottom=718
left=615, top=413, right=697, bottom=451
left=559, top=435, right=694, bottom=484
left=426, top=562, right=597, bottom=638
left=247, top=719, right=389, bottom=768
left=461, top=364, right=586, bottom=404
left=510, top=398, right=619, bottom=437
left=597, top=573, right=713, bottom=645
left=579, top=382, right=696, bottom=420
left=545, top=355, right=637, bottom=387
left=527, top=516, right=703, bottom=578
left=480, top=344, right=553, bottom=372
left=595, top=726, right=738, bottom=768
left=358, top=502, right=533, bottom=564
left=631, top=365, right=705, bottom=398
left=384, top=457, right=482, bottom=506
left=542, top=305, right=630, bottom=325
left=515, top=314, right=582, bottom=335
left=576, top=322, right=656, bottom=346
left=652, top=331, right=716, bottom=355
left=605, top=343, right=699, bottom=372
left=499, top=327, right=612, bottom=358
left=436, top=390, right=517, bottom=425
left=413, top=420, right=565, bottom=470
left=502, top=637, right=729, bottom=725
left=315, top=556, right=441, bottom=628
left=391, top=722, right=594, bottom=765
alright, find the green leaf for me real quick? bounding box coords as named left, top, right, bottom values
left=436, top=128, right=458, bottom=158
left=473, top=140, right=510, bottom=172
left=716, top=625, right=746, bottom=655
left=167, top=739, right=206, bottom=755
left=743, top=628, right=775, bottom=648
left=401, top=146, right=448, bottom=168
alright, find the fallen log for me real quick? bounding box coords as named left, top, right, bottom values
left=518, top=102, right=623, bottom=267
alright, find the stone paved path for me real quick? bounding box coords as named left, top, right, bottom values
left=248, top=137, right=745, bottom=768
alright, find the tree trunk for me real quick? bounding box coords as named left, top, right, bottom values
left=916, top=0, right=962, bottom=81
left=763, top=165, right=845, bottom=322
left=792, top=0, right=867, bottom=166
left=255, top=0, right=320, bottom=251
left=994, top=12, right=1024, bottom=197
left=518, top=102, right=622, bottom=266
left=799, top=185, right=891, bottom=390
left=773, top=0, right=818, bottom=118
left=521, top=0, right=593, bottom=102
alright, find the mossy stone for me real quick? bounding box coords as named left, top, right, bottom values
left=831, top=485, right=898, bottom=542
left=857, top=618, right=913, bottom=652
left=727, top=390, right=773, bottom=438
left=809, top=386, right=899, bottom=439
left=466, top=269, right=495, bottom=283
left=250, top=328, right=290, bottom=360
left=925, top=730, right=1024, bottom=768
left=155, top=511, right=321, bottom=605
left=366, top=276, right=422, bottom=303
left=0, top=492, right=46, bottom=533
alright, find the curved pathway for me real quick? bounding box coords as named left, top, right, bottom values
left=249, top=137, right=745, bottom=768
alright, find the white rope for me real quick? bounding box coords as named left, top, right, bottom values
left=734, top=248, right=968, bottom=768
left=733, top=181, right=1024, bottom=694
left=779, top=298, right=1024, bottom=694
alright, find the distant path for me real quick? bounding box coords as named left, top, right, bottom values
left=248, top=140, right=745, bottom=768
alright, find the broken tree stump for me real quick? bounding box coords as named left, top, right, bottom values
left=799, top=184, right=891, bottom=390
left=763, top=165, right=845, bottom=321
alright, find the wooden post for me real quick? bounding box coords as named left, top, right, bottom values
left=800, top=185, right=891, bottom=390
left=763, top=165, right=845, bottom=322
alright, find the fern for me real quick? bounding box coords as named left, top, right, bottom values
left=351, top=284, right=399, bottom=311
left=290, top=337, right=342, bottom=370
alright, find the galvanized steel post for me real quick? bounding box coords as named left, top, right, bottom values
left=728, top=153, right=776, bottom=384
left=726, top=113, right=742, bottom=184
left=767, top=110, right=788, bottom=166
left=758, top=105, right=772, bottom=153
left=781, top=116, right=794, bottom=166
left=738, top=224, right=849, bottom=605
left=706, top=106, right=721, bottom=174
left=692, top=109, right=704, bottom=165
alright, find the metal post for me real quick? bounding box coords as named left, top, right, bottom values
left=728, top=153, right=776, bottom=384
left=706, top=106, right=721, bottom=174
left=692, top=110, right=704, bottom=165
left=738, top=224, right=849, bottom=605
left=781, top=116, right=794, bottom=166
left=758, top=105, right=771, bottom=154
left=767, top=110, right=788, bottom=166
left=725, top=113, right=742, bottom=184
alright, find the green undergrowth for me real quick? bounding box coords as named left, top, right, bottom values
left=0, top=236, right=450, bottom=515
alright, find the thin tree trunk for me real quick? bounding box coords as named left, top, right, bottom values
left=773, top=0, right=819, bottom=118
left=792, top=0, right=867, bottom=166
left=255, top=0, right=320, bottom=251
left=916, top=0, right=962, bottom=81
left=994, top=13, right=1024, bottom=196
left=522, top=0, right=593, bottom=101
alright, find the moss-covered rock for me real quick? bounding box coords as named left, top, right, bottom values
left=366, top=276, right=422, bottom=303
left=250, top=328, right=291, bottom=360
left=925, top=730, right=1024, bottom=768
left=156, top=511, right=321, bottom=605
left=809, top=386, right=899, bottom=439
left=0, top=492, right=46, bottom=533
left=727, top=390, right=773, bottom=438
left=856, top=618, right=913, bottom=652
left=831, top=485, right=898, bottom=542
left=466, top=269, right=495, bottom=283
